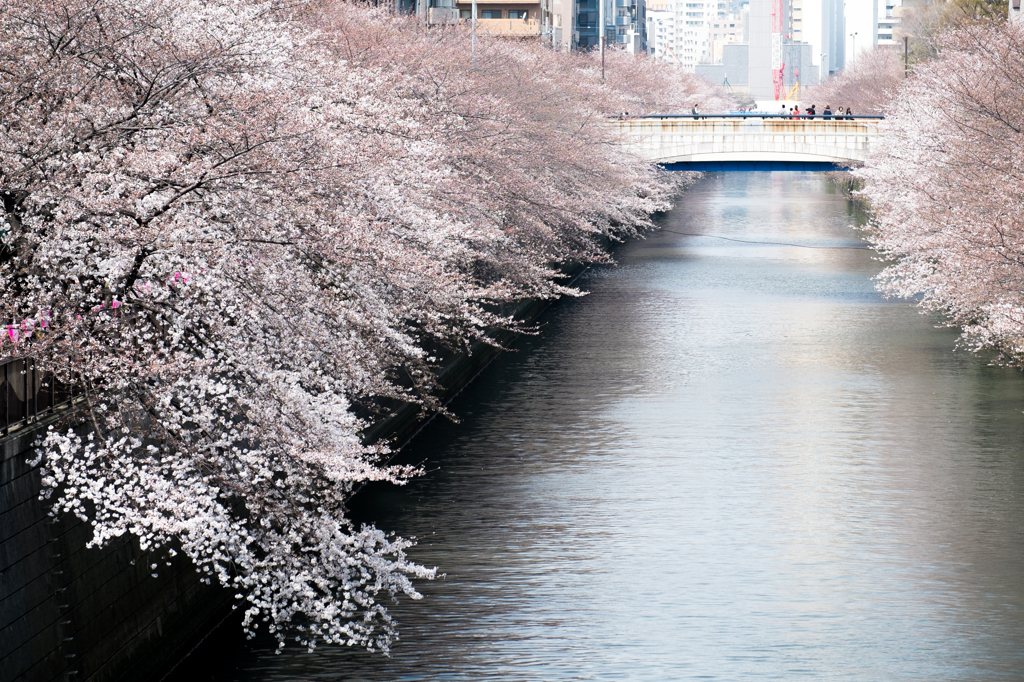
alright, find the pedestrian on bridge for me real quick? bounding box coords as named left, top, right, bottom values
left=823, top=104, right=833, bottom=120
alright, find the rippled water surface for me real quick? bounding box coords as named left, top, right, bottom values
left=190, top=173, right=1024, bottom=680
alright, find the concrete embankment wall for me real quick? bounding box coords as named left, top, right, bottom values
left=0, top=264, right=588, bottom=682
left=0, top=413, right=234, bottom=682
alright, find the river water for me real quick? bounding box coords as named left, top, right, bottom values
left=191, top=173, right=1024, bottom=680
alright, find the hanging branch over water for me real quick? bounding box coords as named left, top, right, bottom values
left=860, top=20, right=1024, bottom=364
left=0, top=0, right=731, bottom=653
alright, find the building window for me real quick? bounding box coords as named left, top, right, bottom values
left=509, top=9, right=527, bottom=18
left=460, top=8, right=471, bottom=18
left=481, top=9, right=501, bottom=17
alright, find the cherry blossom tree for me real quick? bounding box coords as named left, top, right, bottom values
left=0, top=0, right=729, bottom=652
left=803, top=47, right=905, bottom=115
left=859, top=19, right=1024, bottom=364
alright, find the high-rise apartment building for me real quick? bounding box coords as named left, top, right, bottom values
left=646, top=0, right=724, bottom=70
left=708, top=13, right=744, bottom=63
left=877, top=0, right=900, bottom=46
left=547, top=0, right=648, bottom=52
left=608, top=0, right=648, bottom=54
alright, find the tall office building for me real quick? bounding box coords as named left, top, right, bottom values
left=747, top=0, right=775, bottom=98
left=793, top=0, right=844, bottom=77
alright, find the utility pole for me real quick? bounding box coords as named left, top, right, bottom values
left=600, top=0, right=605, bottom=80
left=472, top=0, right=477, bottom=55
left=849, top=31, right=857, bottom=66
left=904, top=36, right=908, bottom=77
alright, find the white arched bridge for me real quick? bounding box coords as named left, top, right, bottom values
left=617, top=115, right=884, bottom=171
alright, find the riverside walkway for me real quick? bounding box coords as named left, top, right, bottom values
left=618, top=114, right=884, bottom=171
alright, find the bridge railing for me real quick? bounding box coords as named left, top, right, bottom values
left=612, top=114, right=885, bottom=121
left=1, top=356, right=80, bottom=438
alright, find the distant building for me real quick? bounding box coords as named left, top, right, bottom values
left=646, top=0, right=725, bottom=70
left=695, top=41, right=815, bottom=96
left=708, top=12, right=744, bottom=63
left=608, top=0, right=648, bottom=54
left=449, top=0, right=544, bottom=37
left=877, top=0, right=900, bottom=46
left=694, top=41, right=748, bottom=88
left=414, top=0, right=645, bottom=52
left=693, top=0, right=858, bottom=99
left=792, top=0, right=844, bottom=78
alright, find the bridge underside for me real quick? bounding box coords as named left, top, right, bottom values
left=662, top=161, right=854, bottom=171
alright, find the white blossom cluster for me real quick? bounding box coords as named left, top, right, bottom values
left=804, top=47, right=905, bottom=115
left=0, top=0, right=731, bottom=652
left=859, top=21, right=1024, bottom=364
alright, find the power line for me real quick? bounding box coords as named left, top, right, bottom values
left=657, top=228, right=872, bottom=250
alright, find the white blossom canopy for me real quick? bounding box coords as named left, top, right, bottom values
left=0, top=0, right=732, bottom=651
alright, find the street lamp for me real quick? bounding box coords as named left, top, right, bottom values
left=820, top=52, right=827, bottom=80
left=849, top=31, right=857, bottom=66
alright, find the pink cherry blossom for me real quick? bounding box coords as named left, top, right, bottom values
left=0, top=0, right=731, bottom=653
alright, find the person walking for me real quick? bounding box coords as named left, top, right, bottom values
left=691, top=103, right=701, bottom=119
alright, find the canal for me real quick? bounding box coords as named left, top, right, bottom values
left=183, top=173, right=1024, bottom=680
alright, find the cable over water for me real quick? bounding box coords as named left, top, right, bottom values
left=658, top=227, right=872, bottom=249
left=175, top=173, right=1024, bottom=682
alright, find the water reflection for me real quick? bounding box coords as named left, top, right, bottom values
left=185, top=173, right=1024, bottom=681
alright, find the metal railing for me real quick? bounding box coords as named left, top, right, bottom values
left=1, top=356, right=79, bottom=438
left=615, top=113, right=885, bottom=120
